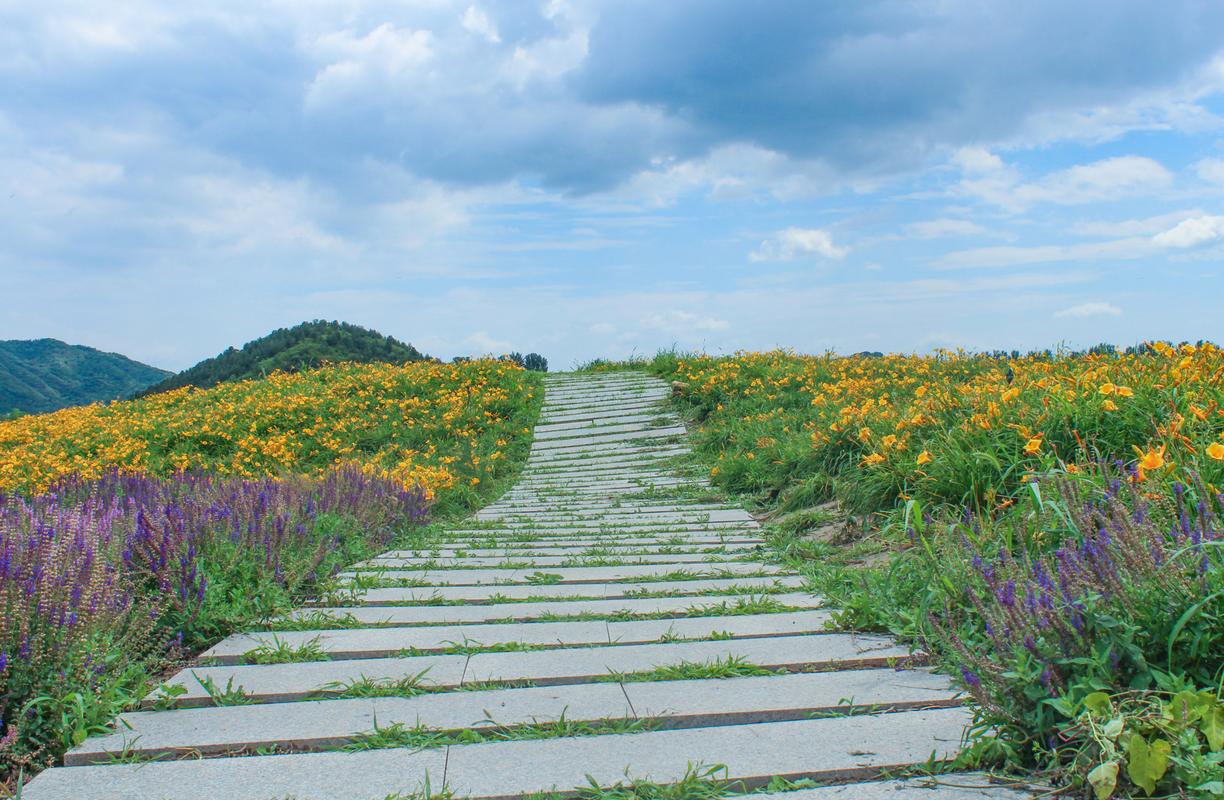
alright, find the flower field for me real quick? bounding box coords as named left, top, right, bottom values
left=0, top=358, right=540, bottom=517
left=663, top=342, right=1223, bottom=515
left=609, top=344, right=1224, bottom=797
left=0, top=359, right=540, bottom=778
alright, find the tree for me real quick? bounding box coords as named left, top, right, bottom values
left=524, top=353, right=548, bottom=372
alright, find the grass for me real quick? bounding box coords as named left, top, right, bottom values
left=601, top=655, right=775, bottom=683
left=341, top=714, right=656, bottom=753
left=238, top=636, right=331, bottom=665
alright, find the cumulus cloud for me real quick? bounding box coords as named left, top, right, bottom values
left=1152, top=214, right=1224, bottom=248
left=1054, top=302, right=1122, bottom=319
left=749, top=227, right=847, bottom=262
left=461, top=6, right=500, bottom=43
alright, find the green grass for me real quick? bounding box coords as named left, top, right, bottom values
left=601, top=655, right=775, bottom=683
left=239, top=636, right=331, bottom=665
left=341, top=714, right=656, bottom=753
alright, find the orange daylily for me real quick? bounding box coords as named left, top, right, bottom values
left=916, top=450, right=933, bottom=466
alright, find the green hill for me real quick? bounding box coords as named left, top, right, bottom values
left=138, top=320, right=430, bottom=396
left=0, top=339, right=171, bottom=415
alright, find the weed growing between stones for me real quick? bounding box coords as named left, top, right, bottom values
left=602, top=655, right=774, bottom=683
left=239, top=636, right=331, bottom=665
left=341, top=713, right=656, bottom=753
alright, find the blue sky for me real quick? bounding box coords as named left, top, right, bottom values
left=2, top=1, right=1223, bottom=370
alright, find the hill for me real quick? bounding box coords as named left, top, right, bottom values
left=0, top=339, right=171, bottom=415
left=138, top=320, right=429, bottom=396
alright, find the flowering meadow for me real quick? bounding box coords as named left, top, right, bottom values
left=0, top=359, right=540, bottom=778
left=614, top=344, right=1224, bottom=796
left=0, top=358, right=539, bottom=517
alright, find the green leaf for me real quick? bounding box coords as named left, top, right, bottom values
left=1126, top=733, right=1171, bottom=796
left=1087, top=760, right=1119, bottom=800
left=1103, top=717, right=1124, bottom=740
left=1083, top=691, right=1113, bottom=716
left=1165, top=690, right=1203, bottom=728
left=1202, top=704, right=1224, bottom=752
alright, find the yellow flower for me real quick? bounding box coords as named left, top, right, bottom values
left=1101, top=399, right=1118, bottom=412
left=1115, top=386, right=1134, bottom=398
left=1135, top=445, right=1166, bottom=471
left=1207, top=442, right=1224, bottom=461
left=862, top=452, right=886, bottom=466
left=858, top=427, right=872, bottom=441
left=881, top=434, right=897, bottom=449
left=916, top=450, right=932, bottom=465
left=1023, top=437, right=1043, bottom=455
left=1098, top=382, right=1115, bottom=395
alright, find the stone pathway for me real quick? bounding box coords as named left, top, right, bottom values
left=23, top=373, right=1037, bottom=799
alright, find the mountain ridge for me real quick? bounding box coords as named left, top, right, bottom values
left=0, top=339, right=171, bottom=415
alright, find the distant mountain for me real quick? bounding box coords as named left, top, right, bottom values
left=138, top=320, right=430, bottom=396
left=0, top=339, right=171, bottom=415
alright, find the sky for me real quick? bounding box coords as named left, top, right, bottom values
left=2, top=1, right=1224, bottom=371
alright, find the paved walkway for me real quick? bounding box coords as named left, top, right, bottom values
left=24, top=373, right=1036, bottom=799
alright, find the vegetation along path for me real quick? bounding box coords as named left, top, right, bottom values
left=23, top=373, right=1040, bottom=799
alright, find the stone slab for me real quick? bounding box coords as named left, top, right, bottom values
left=165, top=632, right=915, bottom=705
left=442, top=708, right=973, bottom=797
left=203, top=610, right=835, bottom=662
left=347, top=575, right=804, bottom=605
left=338, top=562, right=783, bottom=587
left=459, top=633, right=914, bottom=685
left=27, top=708, right=979, bottom=800
left=751, top=775, right=1042, bottom=799
left=72, top=669, right=956, bottom=763
left=285, top=591, right=823, bottom=626
left=355, top=553, right=745, bottom=568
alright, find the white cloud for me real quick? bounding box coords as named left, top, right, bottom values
left=461, top=6, right=500, bottom=43
left=749, top=227, right=847, bottom=262
left=905, top=218, right=991, bottom=239
left=305, top=24, right=434, bottom=108
left=1152, top=214, right=1224, bottom=248
left=1054, top=301, right=1122, bottom=319
left=1195, top=157, right=1224, bottom=185
left=953, top=151, right=1173, bottom=210
left=938, top=237, right=1152, bottom=269
left=1072, top=209, right=1207, bottom=237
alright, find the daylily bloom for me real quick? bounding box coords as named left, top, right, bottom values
left=862, top=453, right=886, bottom=466
left=1115, top=386, right=1134, bottom=397
left=916, top=450, right=932, bottom=465
left=1098, top=382, right=1115, bottom=395
left=1101, top=399, right=1118, bottom=412
left=1135, top=445, right=1166, bottom=471
left=1023, top=437, right=1043, bottom=455
left=1207, top=442, right=1224, bottom=461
